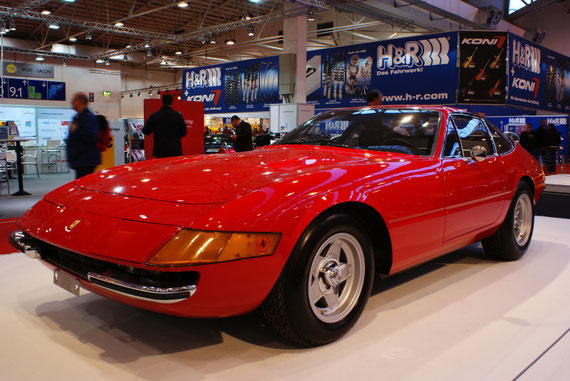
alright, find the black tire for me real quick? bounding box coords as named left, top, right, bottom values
left=482, top=182, right=534, bottom=261
left=261, top=214, right=374, bottom=347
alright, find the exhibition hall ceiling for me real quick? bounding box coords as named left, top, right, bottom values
left=0, top=0, right=551, bottom=69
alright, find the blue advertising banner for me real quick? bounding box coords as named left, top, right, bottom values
left=507, top=34, right=545, bottom=109
left=507, top=33, right=570, bottom=112
left=306, top=31, right=458, bottom=109
left=182, top=56, right=279, bottom=113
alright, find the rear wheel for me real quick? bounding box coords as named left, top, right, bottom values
left=261, top=214, right=374, bottom=346
left=482, top=182, right=534, bottom=261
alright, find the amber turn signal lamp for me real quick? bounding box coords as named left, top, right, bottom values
left=146, top=229, right=280, bottom=266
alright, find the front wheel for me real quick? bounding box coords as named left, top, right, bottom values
left=261, top=214, right=374, bottom=346
left=482, top=182, right=534, bottom=261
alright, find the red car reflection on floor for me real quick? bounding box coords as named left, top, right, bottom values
left=11, top=106, right=544, bottom=346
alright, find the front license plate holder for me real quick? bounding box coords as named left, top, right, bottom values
left=54, top=269, right=81, bottom=296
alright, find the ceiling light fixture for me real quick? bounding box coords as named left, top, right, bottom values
left=225, top=38, right=236, bottom=45
left=105, top=59, right=111, bottom=66
left=307, top=11, right=315, bottom=22
left=40, top=8, right=52, bottom=15
left=146, top=49, right=152, bottom=58
left=86, top=31, right=92, bottom=40
left=123, top=54, right=128, bottom=61
left=175, top=50, right=183, bottom=55
left=114, top=21, right=124, bottom=27
left=144, top=39, right=151, bottom=48
left=36, top=56, right=45, bottom=61
left=177, top=1, right=189, bottom=7
left=69, top=36, right=77, bottom=42
left=95, top=58, right=105, bottom=64
left=9, top=18, right=16, bottom=31
left=48, top=22, right=60, bottom=29
left=248, top=26, right=255, bottom=37
left=160, top=60, right=167, bottom=65
left=62, top=0, right=76, bottom=3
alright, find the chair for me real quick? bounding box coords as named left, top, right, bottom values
left=22, top=149, right=40, bottom=178
left=0, top=155, right=11, bottom=196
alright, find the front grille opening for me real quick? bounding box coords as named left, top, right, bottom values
left=37, top=241, right=199, bottom=289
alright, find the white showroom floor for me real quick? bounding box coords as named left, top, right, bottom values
left=1, top=216, right=568, bottom=381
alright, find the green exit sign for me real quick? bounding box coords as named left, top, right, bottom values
left=103, top=91, right=111, bottom=97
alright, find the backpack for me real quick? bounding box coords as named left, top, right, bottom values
left=96, top=114, right=111, bottom=152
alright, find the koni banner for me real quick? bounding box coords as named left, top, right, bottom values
left=507, top=33, right=570, bottom=112
left=182, top=56, right=279, bottom=113
left=458, top=31, right=507, bottom=104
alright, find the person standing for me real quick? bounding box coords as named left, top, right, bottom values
left=67, top=92, right=101, bottom=179
left=545, top=123, right=561, bottom=173
left=143, top=94, right=187, bottom=158
left=519, top=123, right=535, bottom=155
left=366, top=89, right=382, bottom=106
left=230, top=115, right=254, bottom=152
left=534, top=119, right=547, bottom=162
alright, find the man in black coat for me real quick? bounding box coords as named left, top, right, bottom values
left=143, top=94, right=187, bottom=158
left=230, top=115, right=254, bottom=152
left=545, top=123, right=561, bottom=173
left=519, top=123, right=535, bottom=155
left=67, top=92, right=101, bottom=178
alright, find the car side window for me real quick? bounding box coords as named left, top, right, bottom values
left=450, top=115, right=495, bottom=157
left=485, top=121, right=514, bottom=155
left=443, top=120, right=462, bottom=158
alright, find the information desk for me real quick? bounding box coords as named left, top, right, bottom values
left=0, top=138, right=32, bottom=196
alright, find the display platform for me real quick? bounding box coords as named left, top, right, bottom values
left=545, top=174, right=570, bottom=194
left=0, top=216, right=568, bottom=381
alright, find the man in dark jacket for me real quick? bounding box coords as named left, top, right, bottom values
left=519, top=123, right=535, bottom=155
left=67, top=92, right=101, bottom=179
left=545, top=123, right=561, bottom=173
left=230, top=115, right=254, bottom=152
left=143, top=94, right=187, bottom=158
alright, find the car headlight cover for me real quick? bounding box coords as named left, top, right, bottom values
left=146, top=229, right=281, bottom=266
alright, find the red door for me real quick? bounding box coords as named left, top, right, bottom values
left=442, top=115, right=507, bottom=241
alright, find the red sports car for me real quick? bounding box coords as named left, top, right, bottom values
left=11, top=106, right=544, bottom=346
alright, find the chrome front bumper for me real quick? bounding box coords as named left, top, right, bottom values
left=10, top=230, right=197, bottom=304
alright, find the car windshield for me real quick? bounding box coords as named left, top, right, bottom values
left=276, top=108, right=441, bottom=156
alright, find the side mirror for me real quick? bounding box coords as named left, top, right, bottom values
left=470, top=145, right=488, bottom=162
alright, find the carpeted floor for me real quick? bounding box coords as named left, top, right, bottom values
left=0, top=218, right=18, bottom=255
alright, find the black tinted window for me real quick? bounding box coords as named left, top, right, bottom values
left=485, top=120, right=514, bottom=154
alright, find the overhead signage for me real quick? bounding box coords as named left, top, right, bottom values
left=182, top=56, right=279, bottom=113
left=458, top=31, right=507, bottom=104
left=3, top=62, right=54, bottom=78
left=306, top=31, right=458, bottom=109
left=2, top=78, right=66, bottom=101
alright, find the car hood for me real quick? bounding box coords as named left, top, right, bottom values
left=76, top=146, right=407, bottom=204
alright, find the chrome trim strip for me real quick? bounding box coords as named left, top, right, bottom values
left=9, top=230, right=41, bottom=259
left=87, top=272, right=196, bottom=304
